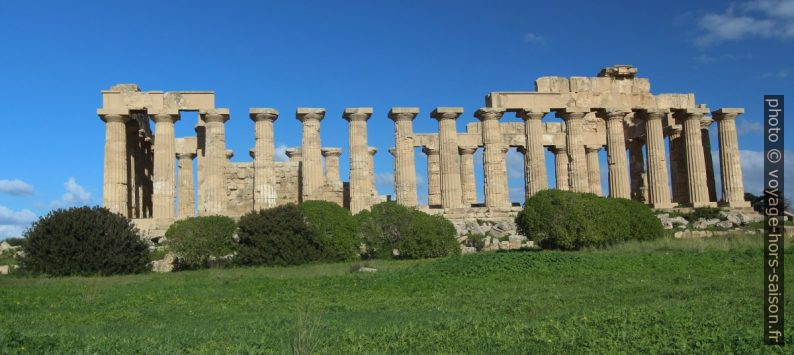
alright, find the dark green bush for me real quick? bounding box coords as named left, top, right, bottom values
left=235, top=204, right=325, bottom=266
left=164, top=215, right=237, bottom=269
left=18, top=206, right=150, bottom=276
left=299, top=201, right=360, bottom=262
left=356, top=202, right=460, bottom=259
left=516, top=190, right=663, bottom=250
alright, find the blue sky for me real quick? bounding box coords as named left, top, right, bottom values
left=0, top=0, right=792, bottom=239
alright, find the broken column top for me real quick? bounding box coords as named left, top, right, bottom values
left=597, top=65, right=638, bottom=79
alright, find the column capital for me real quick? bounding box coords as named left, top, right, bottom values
left=548, top=145, right=566, bottom=153
left=635, top=108, right=669, bottom=121
left=431, top=107, right=464, bottom=121
left=200, top=108, right=229, bottom=123
left=555, top=107, right=590, bottom=120
left=249, top=149, right=256, bottom=159
left=676, top=107, right=710, bottom=121
left=388, top=107, right=419, bottom=122
left=388, top=147, right=396, bottom=156
left=285, top=148, right=302, bottom=159
left=517, top=108, right=547, bottom=121
left=368, top=147, right=377, bottom=156
left=585, top=145, right=602, bottom=153
left=176, top=152, right=197, bottom=160
left=458, top=145, right=478, bottom=155
left=474, top=107, right=506, bottom=121
left=700, top=116, right=714, bottom=129
left=321, top=147, right=342, bottom=157
left=226, top=149, right=234, bottom=160
left=98, top=113, right=130, bottom=124
left=151, top=112, right=181, bottom=124
left=712, top=108, right=744, bottom=121
left=343, top=107, right=373, bottom=122
left=296, top=108, right=326, bottom=122
left=422, top=146, right=440, bottom=155
left=597, top=108, right=630, bottom=121
left=249, top=108, right=279, bottom=122
left=665, top=124, right=683, bottom=138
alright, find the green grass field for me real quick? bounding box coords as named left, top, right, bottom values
left=1, top=234, right=792, bottom=353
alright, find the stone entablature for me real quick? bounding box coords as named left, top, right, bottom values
left=99, top=65, right=751, bottom=231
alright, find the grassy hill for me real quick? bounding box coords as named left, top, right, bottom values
left=1, top=235, right=792, bottom=353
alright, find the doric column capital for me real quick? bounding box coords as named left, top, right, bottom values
left=343, top=107, right=373, bottom=122
left=152, top=112, right=181, bottom=124
left=635, top=108, right=669, bottom=121
left=596, top=108, right=630, bottom=121
left=474, top=107, right=506, bottom=121
left=296, top=108, right=326, bottom=122
left=548, top=145, right=566, bottom=153
left=556, top=107, right=590, bottom=121
left=430, top=107, right=464, bottom=121
left=585, top=145, right=602, bottom=153
left=225, top=149, right=234, bottom=160
left=700, top=116, right=714, bottom=129
left=321, top=147, right=342, bottom=157
left=712, top=108, right=744, bottom=121
left=388, top=147, right=396, bottom=156
left=458, top=145, right=478, bottom=155
left=249, top=108, right=279, bottom=122
left=666, top=124, right=683, bottom=138
left=98, top=112, right=130, bottom=123
left=516, top=146, right=527, bottom=154
left=249, top=149, right=256, bottom=159
left=677, top=107, right=710, bottom=122
left=285, top=148, right=302, bottom=159
left=176, top=152, right=197, bottom=160
left=422, top=146, right=440, bottom=155
left=368, top=147, right=378, bottom=156
left=388, top=107, right=419, bottom=122
left=500, top=147, right=510, bottom=154
left=200, top=108, right=229, bottom=123
left=517, top=108, right=548, bottom=121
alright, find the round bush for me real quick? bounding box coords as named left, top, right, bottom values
left=19, top=206, right=150, bottom=276
left=165, top=215, right=237, bottom=269
left=356, top=202, right=459, bottom=259
left=235, top=204, right=324, bottom=266
left=516, top=190, right=663, bottom=250
left=299, top=200, right=359, bottom=262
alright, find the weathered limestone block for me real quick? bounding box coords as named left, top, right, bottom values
left=224, top=162, right=254, bottom=217
left=423, top=146, right=441, bottom=207
left=535, top=76, right=570, bottom=93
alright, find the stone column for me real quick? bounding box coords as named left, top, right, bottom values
left=285, top=148, right=302, bottom=162
left=423, top=146, right=441, bottom=206
left=550, top=145, right=569, bottom=191
left=599, top=109, right=630, bottom=199
left=134, top=130, right=147, bottom=218
left=713, top=108, right=750, bottom=207
left=343, top=107, right=373, bottom=214
left=640, top=109, right=674, bottom=208
left=388, top=108, right=419, bottom=207
left=176, top=152, right=196, bottom=219
left=558, top=108, right=590, bottom=193
left=141, top=136, right=154, bottom=218
left=681, top=108, right=716, bottom=207
left=194, top=122, right=207, bottom=215
left=458, top=146, right=477, bottom=206
left=151, top=112, right=180, bottom=219
left=125, top=121, right=139, bottom=218
left=701, top=117, right=718, bottom=202
left=431, top=107, right=464, bottom=209
left=476, top=108, right=509, bottom=208
left=250, top=108, right=279, bottom=210
left=200, top=109, right=229, bottom=215
left=585, top=146, right=603, bottom=196
left=667, top=124, right=688, bottom=204
left=628, top=138, right=647, bottom=202
left=322, top=148, right=342, bottom=185
left=517, top=109, right=548, bottom=199
left=296, top=108, right=326, bottom=202
left=99, top=112, right=130, bottom=216
left=368, top=147, right=378, bottom=203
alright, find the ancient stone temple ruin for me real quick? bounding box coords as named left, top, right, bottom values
left=98, top=65, right=750, bottom=233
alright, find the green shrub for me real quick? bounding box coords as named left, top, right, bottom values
left=164, top=215, right=237, bottom=269
left=465, top=233, right=487, bottom=251
left=235, top=204, right=325, bottom=266
left=3, top=237, right=24, bottom=247
left=299, top=201, right=360, bottom=262
left=18, top=206, right=150, bottom=276
left=356, top=202, right=460, bottom=259
left=516, top=190, right=663, bottom=250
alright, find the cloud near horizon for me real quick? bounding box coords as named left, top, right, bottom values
left=695, top=0, right=794, bottom=46
left=49, top=177, right=92, bottom=209
left=0, top=179, right=34, bottom=196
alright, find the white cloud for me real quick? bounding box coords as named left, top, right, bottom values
left=0, top=205, right=37, bottom=239
left=506, top=149, right=524, bottom=180
left=760, top=68, right=791, bottom=79
left=737, top=149, right=793, bottom=201
left=274, top=144, right=289, bottom=162
left=375, top=172, right=394, bottom=195
left=737, top=119, right=764, bottom=135
left=695, top=0, right=794, bottom=46
left=523, top=32, right=546, bottom=45
left=0, top=225, right=27, bottom=240
left=0, top=179, right=34, bottom=196
left=50, top=177, right=92, bottom=209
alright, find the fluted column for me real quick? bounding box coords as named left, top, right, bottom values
left=681, top=108, right=717, bottom=207
left=297, top=108, right=326, bottom=202
left=200, top=109, right=229, bottom=215
left=701, top=117, right=718, bottom=202
left=599, top=109, right=630, bottom=199
left=640, top=109, right=674, bottom=208
left=194, top=122, right=207, bottom=215
left=585, top=146, right=603, bottom=196
left=368, top=147, right=378, bottom=203
left=141, top=136, right=154, bottom=218
left=343, top=107, right=372, bottom=213
left=176, top=152, right=196, bottom=218
left=668, top=124, right=688, bottom=204
left=431, top=107, right=464, bottom=209
left=628, top=138, right=647, bottom=202
left=550, top=145, right=569, bottom=191
left=100, top=112, right=130, bottom=216
left=458, top=146, right=477, bottom=206
left=423, top=146, right=441, bottom=206
left=250, top=108, right=279, bottom=210
left=713, top=108, right=750, bottom=207
left=517, top=109, right=548, bottom=199
left=151, top=112, right=180, bottom=219
left=476, top=108, right=509, bottom=208
left=133, top=130, right=147, bottom=218
left=125, top=121, right=139, bottom=218
left=558, top=108, right=590, bottom=193
left=388, top=108, right=419, bottom=207
left=322, top=148, right=342, bottom=185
